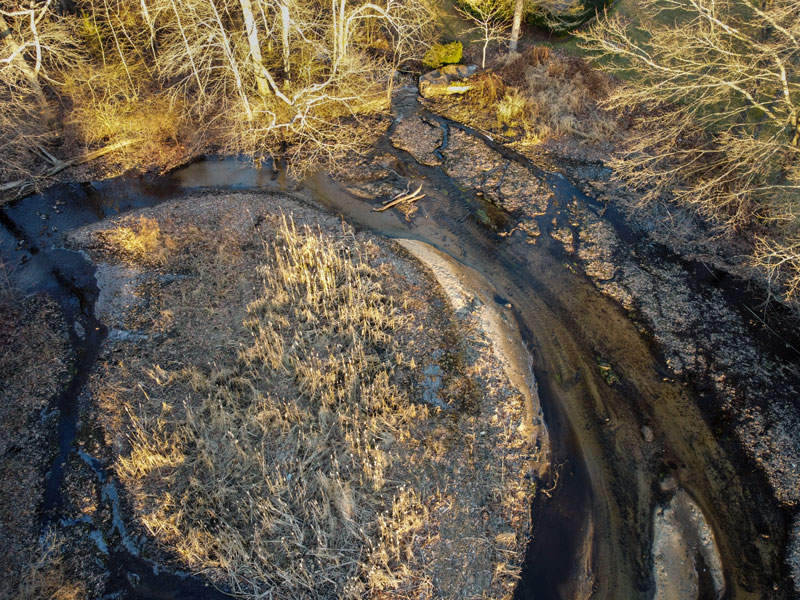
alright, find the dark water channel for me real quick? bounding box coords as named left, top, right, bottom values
left=0, top=89, right=794, bottom=598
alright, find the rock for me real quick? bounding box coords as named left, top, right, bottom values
left=659, top=475, right=678, bottom=493
left=419, top=64, right=478, bottom=99
left=642, top=425, right=654, bottom=443
left=440, top=64, right=477, bottom=79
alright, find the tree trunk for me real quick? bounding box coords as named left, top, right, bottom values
left=238, top=0, right=271, bottom=98
left=238, top=0, right=292, bottom=104
left=332, top=0, right=348, bottom=68
left=509, top=0, right=523, bottom=53
left=279, top=0, right=291, bottom=82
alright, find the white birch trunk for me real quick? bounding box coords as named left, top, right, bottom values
left=239, top=0, right=271, bottom=98
left=509, top=0, right=523, bottom=53
left=279, top=0, right=291, bottom=82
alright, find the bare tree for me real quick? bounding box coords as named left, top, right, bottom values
left=0, top=0, right=434, bottom=190
left=455, top=0, right=510, bottom=68
left=139, top=0, right=432, bottom=173
left=579, top=0, right=800, bottom=300
left=0, top=11, right=46, bottom=106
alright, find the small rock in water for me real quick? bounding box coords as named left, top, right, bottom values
left=659, top=475, right=678, bottom=493
left=641, top=425, right=654, bottom=443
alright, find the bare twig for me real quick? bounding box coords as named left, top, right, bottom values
left=373, top=183, right=424, bottom=212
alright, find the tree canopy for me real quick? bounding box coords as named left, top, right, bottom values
left=0, top=0, right=434, bottom=187
left=579, top=0, right=800, bottom=299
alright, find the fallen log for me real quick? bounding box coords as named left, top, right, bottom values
left=374, top=184, right=424, bottom=212
left=0, top=138, right=145, bottom=195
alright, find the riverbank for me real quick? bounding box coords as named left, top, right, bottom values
left=422, top=87, right=800, bottom=511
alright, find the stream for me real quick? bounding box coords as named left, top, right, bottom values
left=0, top=87, right=794, bottom=598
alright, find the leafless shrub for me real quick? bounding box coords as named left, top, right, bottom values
left=472, top=71, right=506, bottom=105
left=14, top=532, right=86, bottom=600
left=467, top=48, right=615, bottom=143
left=62, top=64, right=181, bottom=165
left=0, top=2, right=83, bottom=187
left=455, top=0, right=511, bottom=69
left=579, top=0, right=800, bottom=301
left=529, top=45, right=550, bottom=66
left=754, top=236, right=800, bottom=303
left=497, top=87, right=528, bottom=125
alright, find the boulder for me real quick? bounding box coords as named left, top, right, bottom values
left=419, top=64, right=478, bottom=99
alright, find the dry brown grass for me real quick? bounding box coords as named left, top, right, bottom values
left=95, top=216, right=175, bottom=266
left=467, top=47, right=616, bottom=143
left=114, top=216, right=432, bottom=598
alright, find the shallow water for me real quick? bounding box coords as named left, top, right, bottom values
left=0, top=90, right=794, bottom=598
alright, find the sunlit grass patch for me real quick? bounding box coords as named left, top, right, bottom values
left=115, top=216, right=431, bottom=598
left=463, top=47, right=616, bottom=144
left=497, top=89, right=529, bottom=127
left=96, top=216, right=174, bottom=266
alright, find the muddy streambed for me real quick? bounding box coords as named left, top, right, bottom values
left=0, top=88, right=796, bottom=598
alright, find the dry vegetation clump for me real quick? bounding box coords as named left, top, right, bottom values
left=12, top=533, right=88, bottom=600
left=432, top=47, right=616, bottom=145
left=84, top=194, right=537, bottom=599
left=116, top=216, right=429, bottom=597
left=494, top=48, right=615, bottom=142
left=95, top=216, right=175, bottom=266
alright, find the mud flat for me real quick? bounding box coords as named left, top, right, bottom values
left=56, top=190, right=547, bottom=598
